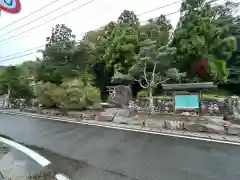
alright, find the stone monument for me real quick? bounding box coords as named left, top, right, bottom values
left=107, top=85, right=133, bottom=108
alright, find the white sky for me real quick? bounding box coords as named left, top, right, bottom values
left=0, top=0, right=181, bottom=66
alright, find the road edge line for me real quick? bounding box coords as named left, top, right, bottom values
left=0, top=136, right=51, bottom=167
left=2, top=111, right=240, bottom=146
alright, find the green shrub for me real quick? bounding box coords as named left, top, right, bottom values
left=35, top=81, right=56, bottom=108
left=35, top=78, right=101, bottom=110
left=137, top=90, right=148, bottom=98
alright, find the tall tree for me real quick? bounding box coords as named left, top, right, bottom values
left=172, top=0, right=237, bottom=83
left=76, top=22, right=117, bottom=100
left=104, top=10, right=140, bottom=74
left=213, top=1, right=240, bottom=94
left=36, top=24, right=77, bottom=84
left=113, top=33, right=184, bottom=114
left=0, top=66, right=33, bottom=102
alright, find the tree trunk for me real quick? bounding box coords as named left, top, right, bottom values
left=6, top=86, right=11, bottom=108
left=148, top=87, right=154, bottom=116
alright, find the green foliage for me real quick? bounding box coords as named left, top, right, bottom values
left=61, top=78, right=100, bottom=109
left=4, top=2, right=240, bottom=106
left=173, top=0, right=237, bottom=82
left=35, top=78, right=100, bottom=110
left=0, top=66, right=34, bottom=101
left=35, top=81, right=57, bottom=107
left=208, top=59, right=228, bottom=83
left=137, top=90, right=148, bottom=98
left=36, top=24, right=78, bottom=85
left=104, top=10, right=140, bottom=73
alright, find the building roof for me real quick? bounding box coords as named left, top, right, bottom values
left=162, top=82, right=217, bottom=91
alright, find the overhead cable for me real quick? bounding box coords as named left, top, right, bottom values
left=0, top=0, right=82, bottom=37
left=0, top=0, right=63, bottom=31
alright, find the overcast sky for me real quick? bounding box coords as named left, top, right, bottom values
left=0, top=0, right=181, bottom=66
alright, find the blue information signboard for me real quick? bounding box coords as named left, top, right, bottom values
left=175, top=94, right=199, bottom=109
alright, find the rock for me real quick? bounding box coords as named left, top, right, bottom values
left=184, top=121, right=226, bottom=134
left=100, top=102, right=115, bottom=109
left=52, top=110, right=63, bottom=116
left=23, top=108, right=38, bottom=113
left=131, top=115, right=140, bottom=120
left=68, top=111, right=83, bottom=119
left=207, top=118, right=232, bottom=126
left=112, top=115, right=143, bottom=125
left=203, top=124, right=226, bottom=134
left=184, top=122, right=208, bottom=132
left=113, top=116, right=130, bottom=124
left=129, top=120, right=143, bottom=126
left=42, top=109, right=52, bottom=115
left=223, top=114, right=235, bottom=121
left=181, top=112, right=190, bottom=116
left=165, top=120, right=184, bottom=130
left=145, top=119, right=165, bottom=129
left=107, top=85, right=133, bottom=108
left=126, top=115, right=143, bottom=125
left=105, top=108, right=137, bottom=117
left=227, top=124, right=240, bottom=136
left=95, top=112, right=115, bottom=122
left=83, top=113, right=97, bottom=120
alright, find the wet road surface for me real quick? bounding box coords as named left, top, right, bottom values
left=0, top=113, right=240, bottom=180
left=0, top=141, right=55, bottom=180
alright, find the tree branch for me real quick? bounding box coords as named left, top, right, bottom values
left=156, top=72, right=161, bottom=76
left=155, top=77, right=170, bottom=85
left=143, top=60, right=149, bottom=84
left=134, top=78, right=147, bottom=89
left=151, top=63, right=157, bottom=84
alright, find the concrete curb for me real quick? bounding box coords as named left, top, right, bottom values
left=1, top=110, right=240, bottom=146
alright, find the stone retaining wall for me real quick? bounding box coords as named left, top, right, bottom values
left=136, top=98, right=230, bottom=116
left=21, top=107, right=240, bottom=137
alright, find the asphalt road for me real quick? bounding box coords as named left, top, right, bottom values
left=0, top=142, right=48, bottom=180
left=0, top=113, right=240, bottom=180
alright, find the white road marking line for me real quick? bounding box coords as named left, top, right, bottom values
left=0, top=131, right=68, bottom=180
left=2, top=111, right=240, bottom=146
left=0, top=137, right=51, bottom=167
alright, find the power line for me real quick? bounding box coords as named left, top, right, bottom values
left=0, top=1, right=180, bottom=44
left=0, top=31, right=85, bottom=60
left=0, top=0, right=96, bottom=44
left=0, top=30, right=86, bottom=60
left=0, top=0, right=82, bottom=38
left=0, top=4, right=180, bottom=61
left=0, top=11, right=180, bottom=62
left=137, top=1, right=180, bottom=16
left=0, top=45, right=45, bottom=59
left=4, top=8, right=237, bottom=63
left=0, top=0, right=62, bottom=31
left=0, top=0, right=232, bottom=62
left=0, top=52, right=39, bottom=63
left=140, top=10, right=180, bottom=23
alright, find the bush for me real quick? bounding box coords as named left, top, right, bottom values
left=35, top=81, right=56, bottom=108
left=35, top=78, right=101, bottom=110
left=137, top=90, right=148, bottom=98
